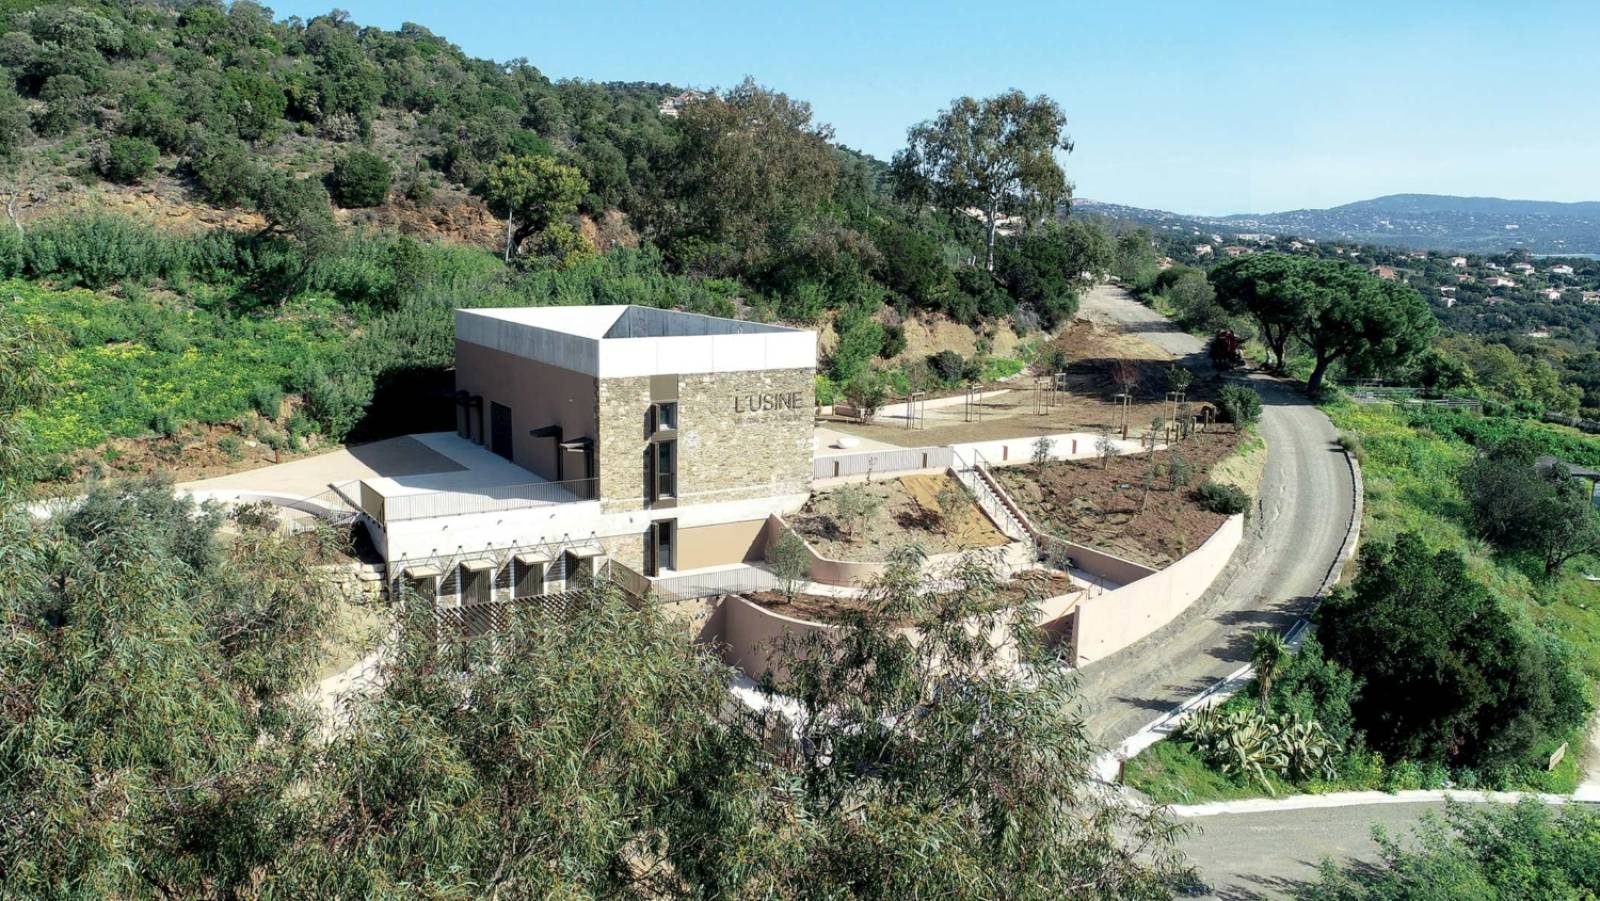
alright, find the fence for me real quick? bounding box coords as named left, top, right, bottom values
left=647, top=566, right=778, bottom=602
left=813, top=446, right=953, bottom=480
left=377, top=477, right=599, bottom=523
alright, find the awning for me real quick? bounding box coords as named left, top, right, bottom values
left=460, top=558, right=495, bottom=573
left=402, top=564, right=441, bottom=579
left=567, top=543, right=605, bottom=559
left=514, top=551, right=552, bottom=566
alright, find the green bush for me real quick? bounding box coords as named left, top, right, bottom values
left=1216, top=384, right=1263, bottom=426
left=1193, top=480, right=1250, bottom=515
left=327, top=150, right=392, bottom=208
left=94, top=136, right=159, bottom=184
left=928, top=349, right=966, bottom=385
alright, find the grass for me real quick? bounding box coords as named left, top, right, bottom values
left=1127, top=402, right=1600, bottom=803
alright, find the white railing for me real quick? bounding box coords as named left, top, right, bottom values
left=814, top=446, right=953, bottom=480
left=950, top=448, right=1032, bottom=545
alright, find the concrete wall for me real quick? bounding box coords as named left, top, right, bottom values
left=1067, top=514, right=1244, bottom=667
left=598, top=367, right=814, bottom=514
left=676, top=518, right=769, bottom=570
left=720, top=594, right=839, bottom=683
left=1051, top=541, right=1158, bottom=587
left=453, top=339, right=598, bottom=482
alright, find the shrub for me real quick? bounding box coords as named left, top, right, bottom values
left=1336, top=433, right=1365, bottom=462
left=327, top=150, right=392, bottom=208
left=94, top=136, right=159, bottom=184
left=297, top=359, right=374, bottom=441
left=767, top=529, right=812, bottom=601
left=878, top=322, right=907, bottom=359
left=927, top=349, right=965, bottom=385
left=249, top=384, right=283, bottom=418
left=1034, top=346, right=1069, bottom=376
left=1216, top=383, right=1263, bottom=426
left=814, top=374, right=837, bottom=407
left=1194, top=480, right=1249, bottom=515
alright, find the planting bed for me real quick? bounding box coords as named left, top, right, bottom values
left=996, top=430, right=1242, bottom=568
left=745, top=569, right=1078, bottom=625
left=789, top=473, right=1009, bottom=562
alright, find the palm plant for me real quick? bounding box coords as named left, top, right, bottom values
left=1250, top=630, right=1289, bottom=712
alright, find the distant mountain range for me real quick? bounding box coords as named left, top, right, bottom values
left=1075, top=194, right=1600, bottom=255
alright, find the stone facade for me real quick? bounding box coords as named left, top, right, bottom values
left=596, top=367, right=814, bottom=514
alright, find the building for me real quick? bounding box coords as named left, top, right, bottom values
left=1551, top=264, right=1576, bottom=276
left=1449, top=256, right=1469, bottom=268
left=1368, top=265, right=1398, bottom=281
left=365, top=305, right=816, bottom=603
left=1486, top=275, right=1517, bottom=288
left=1541, top=288, right=1564, bottom=301
left=657, top=90, right=709, bottom=118
left=1511, top=261, right=1536, bottom=273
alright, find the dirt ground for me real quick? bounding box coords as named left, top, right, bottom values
left=995, top=428, right=1243, bottom=568
left=747, top=569, right=1079, bottom=625
left=828, top=319, right=1225, bottom=449
left=790, top=473, right=1010, bottom=562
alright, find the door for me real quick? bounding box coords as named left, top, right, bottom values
left=646, top=519, right=676, bottom=576
left=490, top=402, right=513, bottom=460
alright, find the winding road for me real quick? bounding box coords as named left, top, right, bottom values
left=1072, top=284, right=1355, bottom=747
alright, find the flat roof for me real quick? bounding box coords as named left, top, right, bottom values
left=456, top=305, right=816, bottom=378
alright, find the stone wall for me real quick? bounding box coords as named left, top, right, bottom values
left=597, top=367, right=813, bottom=513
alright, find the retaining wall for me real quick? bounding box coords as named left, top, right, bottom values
left=1067, top=513, right=1245, bottom=667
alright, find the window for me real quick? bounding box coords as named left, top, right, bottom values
left=654, top=401, right=677, bottom=431
left=653, top=439, right=676, bottom=500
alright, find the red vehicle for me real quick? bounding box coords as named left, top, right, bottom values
left=1210, top=330, right=1245, bottom=370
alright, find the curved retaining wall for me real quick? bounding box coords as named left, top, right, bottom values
left=1066, top=513, right=1245, bottom=667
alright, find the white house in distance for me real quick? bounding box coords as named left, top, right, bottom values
left=1551, top=264, right=1576, bottom=276
left=1486, top=276, right=1517, bottom=289
left=1541, top=288, right=1564, bottom=301
left=1449, top=256, right=1469, bottom=268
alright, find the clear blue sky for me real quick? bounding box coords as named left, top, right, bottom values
left=274, top=0, right=1600, bottom=215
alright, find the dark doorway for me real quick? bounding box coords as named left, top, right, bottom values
left=490, top=402, right=513, bottom=460
left=646, top=519, right=676, bottom=576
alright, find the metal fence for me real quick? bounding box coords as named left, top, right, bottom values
left=813, top=446, right=953, bottom=480
left=648, top=566, right=779, bottom=602
left=378, top=477, right=599, bottom=523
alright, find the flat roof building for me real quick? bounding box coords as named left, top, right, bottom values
left=360, top=305, right=816, bottom=605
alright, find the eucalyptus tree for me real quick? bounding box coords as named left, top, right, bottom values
left=892, top=90, right=1074, bottom=271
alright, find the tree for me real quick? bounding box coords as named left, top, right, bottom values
left=1251, top=630, right=1289, bottom=713
left=1031, top=435, right=1055, bottom=467
left=843, top=370, right=888, bottom=423
left=768, top=529, right=812, bottom=602
left=740, top=551, right=1195, bottom=895
left=94, top=135, right=159, bottom=184
left=327, top=149, right=392, bottom=208
left=1304, top=799, right=1600, bottom=899
left=1315, top=533, right=1588, bottom=769
left=892, top=90, right=1073, bottom=270
left=0, top=313, right=55, bottom=484
left=485, top=153, right=587, bottom=260
left=658, top=78, right=839, bottom=251
left=1211, top=254, right=1434, bottom=391
left=1461, top=442, right=1600, bottom=577
left=997, top=220, right=1110, bottom=327
left=1, top=480, right=341, bottom=897
left=830, top=483, right=882, bottom=537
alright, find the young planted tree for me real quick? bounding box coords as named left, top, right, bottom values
left=768, top=528, right=812, bottom=602
left=1031, top=434, right=1055, bottom=468
left=892, top=90, right=1073, bottom=271
left=935, top=478, right=970, bottom=536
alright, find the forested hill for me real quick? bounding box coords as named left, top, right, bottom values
left=1080, top=194, right=1600, bottom=254
left=0, top=1, right=1103, bottom=482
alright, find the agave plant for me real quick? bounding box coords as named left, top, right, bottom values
left=1275, top=711, right=1339, bottom=782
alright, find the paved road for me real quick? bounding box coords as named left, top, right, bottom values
left=1072, top=285, right=1355, bottom=746
left=1176, top=802, right=1440, bottom=898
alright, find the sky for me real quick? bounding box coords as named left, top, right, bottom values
left=273, top=0, right=1600, bottom=216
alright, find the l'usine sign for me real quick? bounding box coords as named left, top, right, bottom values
left=734, top=391, right=804, bottom=414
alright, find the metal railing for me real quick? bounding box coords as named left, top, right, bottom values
left=814, top=446, right=953, bottom=480
left=648, top=566, right=778, bottom=603
left=378, top=477, right=599, bottom=523
left=951, top=448, right=1033, bottom=544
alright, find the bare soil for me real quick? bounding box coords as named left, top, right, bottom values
left=996, top=429, right=1243, bottom=568
left=829, top=319, right=1228, bottom=449
left=746, top=569, right=1079, bottom=625
left=790, top=474, right=1010, bottom=562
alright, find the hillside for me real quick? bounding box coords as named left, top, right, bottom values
left=1078, top=194, right=1600, bottom=254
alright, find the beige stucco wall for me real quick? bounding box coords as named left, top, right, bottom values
left=597, top=368, right=814, bottom=514
left=453, top=340, right=599, bottom=481
left=677, top=518, right=770, bottom=570
left=1068, top=514, right=1245, bottom=667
